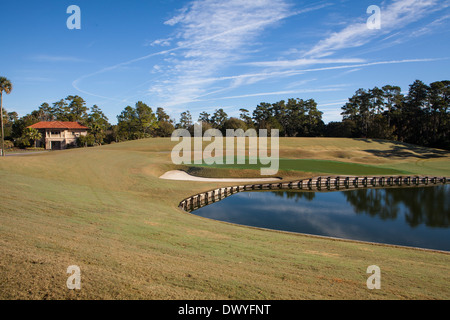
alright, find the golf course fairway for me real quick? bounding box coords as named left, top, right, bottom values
left=1, top=137, right=449, bottom=299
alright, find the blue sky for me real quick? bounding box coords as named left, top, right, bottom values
left=1, top=0, right=450, bottom=124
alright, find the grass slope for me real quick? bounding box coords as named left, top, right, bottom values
left=188, top=158, right=409, bottom=176
left=0, top=138, right=449, bottom=299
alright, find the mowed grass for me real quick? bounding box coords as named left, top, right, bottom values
left=0, top=138, right=449, bottom=300
left=188, top=158, right=409, bottom=176
left=184, top=137, right=450, bottom=178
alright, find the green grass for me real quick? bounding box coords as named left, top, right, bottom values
left=0, top=137, right=449, bottom=300
left=189, top=157, right=410, bottom=175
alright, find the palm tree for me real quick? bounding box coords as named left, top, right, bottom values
left=0, top=77, right=13, bottom=157
left=24, top=128, right=42, bottom=148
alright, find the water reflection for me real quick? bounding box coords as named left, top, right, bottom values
left=272, top=190, right=316, bottom=202
left=271, top=186, right=450, bottom=228
left=192, top=185, right=450, bottom=251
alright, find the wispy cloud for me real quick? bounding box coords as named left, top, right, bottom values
left=144, top=0, right=448, bottom=108
left=70, top=0, right=449, bottom=119
left=141, top=2, right=336, bottom=106
left=73, top=0, right=298, bottom=103
left=186, top=58, right=443, bottom=84
left=145, top=37, right=173, bottom=47
left=147, top=0, right=293, bottom=104
left=304, top=0, right=447, bottom=58
left=31, top=54, right=88, bottom=63
left=244, top=58, right=366, bottom=68
left=195, top=86, right=346, bottom=102
left=393, top=13, right=450, bottom=43
left=15, top=76, right=55, bottom=83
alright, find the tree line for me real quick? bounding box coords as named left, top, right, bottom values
left=1, top=79, right=449, bottom=150
left=338, top=80, right=449, bottom=150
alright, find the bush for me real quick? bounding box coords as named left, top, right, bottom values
left=14, top=137, right=31, bottom=148
left=77, top=134, right=95, bottom=147
left=222, top=117, right=248, bottom=132
left=25, top=147, right=45, bottom=151
left=155, top=121, right=175, bottom=137
left=3, top=140, right=14, bottom=149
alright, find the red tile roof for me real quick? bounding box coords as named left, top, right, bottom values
left=28, top=121, right=89, bottom=130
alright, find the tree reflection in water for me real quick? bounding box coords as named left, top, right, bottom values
left=272, top=190, right=315, bottom=202
left=272, top=185, right=449, bottom=228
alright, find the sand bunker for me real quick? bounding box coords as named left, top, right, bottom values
left=159, top=170, right=282, bottom=182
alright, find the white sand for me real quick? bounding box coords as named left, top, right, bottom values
left=159, top=170, right=282, bottom=182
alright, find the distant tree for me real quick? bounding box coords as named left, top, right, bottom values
left=324, top=121, right=356, bottom=137
left=105, top=125, right=120, bottom=143
left=156, top=107, right=171, bottom=123
left=367, top=114, right=395, bottom=140
left=155, top=107, right=174, bottom=137
left=303, top=99, right=324, bottom=136
left=53, top=99, right=70, bottom=121
left=198, top=111, right=211, bottom=124
left=270, top=100, right=289, bottom=136
left=382, top=85, right=403, bottom=128
left=135, top=101, right=158, bottom=137
left=369, top=87, right=384, bottom=115
left=0, top=77, right=13, bottom=156
left=7, top=111, right=18, bottom=123
left=178, top=111, right=193, bottom=129
left=258, top=116, right=283, bottom=134
left=11, top=113, right=38, bottom=145
left=155, top=121, right=175, bottom=137
left=403, top=80, right=431, bottom=145
left=222, top=117, right=247, bottom=132
left=3, top=111, right=17, bottom=139
left=283, top=99, right=304, bottom=137
left=252, top=102, right=272, bottom=129
left=116, top=102, right=157, bottom=140
left=211, top=108, right=228, bottom=130
left=239, top=108, right=254, bottom=128
left=87, top=105, right=110, bottom=145
left=35, top=103, right=55, bottom=121
left=66, top=95, right=88, bottom=123
left=339, top=80, right=449, bottom=149
left=341, top=88, right=374, bottom=137
left=117, top=106, right=138, bottom=140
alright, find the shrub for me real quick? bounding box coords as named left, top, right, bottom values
left=76, top=134, right=95, bottom=147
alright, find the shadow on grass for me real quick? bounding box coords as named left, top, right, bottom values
left=353, top=138, right=450, bottom=159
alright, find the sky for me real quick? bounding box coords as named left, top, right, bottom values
left=1, top=0, right=450, bottom=124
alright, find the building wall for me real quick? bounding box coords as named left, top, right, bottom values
left=42, top=129, right=88, bottom=150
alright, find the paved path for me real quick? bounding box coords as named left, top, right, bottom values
left=4, top=151, right=49, bottom=157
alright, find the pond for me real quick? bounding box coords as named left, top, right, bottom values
left=191, top=185, right=450, bottom=251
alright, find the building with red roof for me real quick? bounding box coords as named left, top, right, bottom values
left=27, top=121, right=89, bottom=150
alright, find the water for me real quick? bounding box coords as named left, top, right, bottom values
left=191, top=185, right=450, bottom=251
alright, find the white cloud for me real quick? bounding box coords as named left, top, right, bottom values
left=71, top=1, right=333, bottom=108
left=192, top=58, right=441, bottom=84
left=408, top=13, right=450, bottom=38
left=196, top=86, right=345, bottom=102
left=71, top=0, right=449, bottom=116
left=304, top=0, right=446, bottom=58
left=143, top=0, right=296, bottom=107
left=146, top=37, right=173, bottom=47
left=244, top=58, right=366, bottom=68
